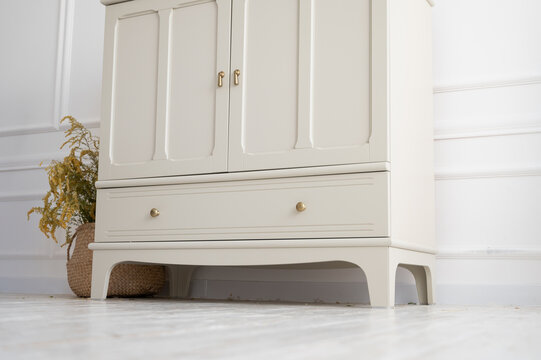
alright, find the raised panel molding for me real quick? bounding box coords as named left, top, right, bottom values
left=435, top=165, right=541, bottom=180
left=0, top=0, right=75, bottom=138
left=434, top=76, right=541, bottom=94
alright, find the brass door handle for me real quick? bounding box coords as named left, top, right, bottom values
left=218, top=71, right=225, bottom=87
left=234, top=69, right=240, bottom=85
left=150, top=208, right=160, bottom=218
left=296, top=202, right=306, bottom=212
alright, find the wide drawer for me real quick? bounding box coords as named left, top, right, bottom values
left=95, top=172, right=389, bottom=242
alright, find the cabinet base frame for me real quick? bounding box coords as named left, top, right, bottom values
left=90, top=239, right=435, bottom=308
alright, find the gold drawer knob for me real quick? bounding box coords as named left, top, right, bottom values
left=150, top=208, right=160, bottom=218
left=296, top=202, right=306, bottom=212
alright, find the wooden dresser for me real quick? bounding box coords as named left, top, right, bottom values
left=91, top=0, right=436, bottom=307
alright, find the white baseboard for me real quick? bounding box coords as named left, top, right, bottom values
left=0, top=277, right=71, bottom=295
left=435, top=284, right=541, bottom=306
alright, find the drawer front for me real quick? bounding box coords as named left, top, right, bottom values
left=95, top=172, right=389, bottom=242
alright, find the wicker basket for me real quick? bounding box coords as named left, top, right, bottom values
left=66, top=223, right=166, bottom=297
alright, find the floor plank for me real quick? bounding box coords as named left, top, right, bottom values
left=0, top=294, right=539, bottom=359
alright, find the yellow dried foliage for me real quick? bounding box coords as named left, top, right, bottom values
left=27, top=116, right=99, bottom=246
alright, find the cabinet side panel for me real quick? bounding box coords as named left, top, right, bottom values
left=168, top=2, right=218, bottom=160
left=389, top=0, right=435, bottom=250
left=111, top=12, right=159, bottom=164
left=312, top=0, right=370, bottom=149
left=243, top=0, right=299, bottom=154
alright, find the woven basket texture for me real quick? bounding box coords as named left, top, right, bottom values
left=66, top=223, right=165, bottom=297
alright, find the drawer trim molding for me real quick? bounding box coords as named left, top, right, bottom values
left=90, top=239, right=436, bottom=254
left=95, top=162, right=390, bottom=188
left=90, top=238, right=392, bottom=250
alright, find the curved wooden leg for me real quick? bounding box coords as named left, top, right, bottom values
left=352, top=248, right=396, bottom=308
left=169, top=265, right=197, bottom=298
left=400, top=263, right=435, bottom=305
left=425, top=264, right=436, bottom=305
left=90, top=252, right=116, bottom=300
left=365, top=262, right=397, bottom=308
left=401, top=264, right=428, bottom=305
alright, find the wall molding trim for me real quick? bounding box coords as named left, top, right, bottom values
left=0, top=191, right=45, bottom=202
left=435, top=165, right=541, bottom=180
left=0, top=117, right=100, bottom=173
left=434, top=124, right=541, bottom=141
left=0, top=152, right=65, bottom=173
left=2, top=151, right=539, bottom=180
left=62, top=117, right=100, bottom=131
left=433, top=76, right=541, bottom=94
left=53, top=0, right=75, bottom=129
left=437, top=247, right=541, bottom=260
left=0, top=276, right=70, bottom=295
left=0, top=254, right=65, bottom=261
left=0, top=123, right=63, bottom=138
left=0, top=117, right=100, bottom=138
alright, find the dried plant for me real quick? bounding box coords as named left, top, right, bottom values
left=27, top=116, right=99, bottom=246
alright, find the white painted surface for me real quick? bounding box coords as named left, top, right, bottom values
left=311, top=0, right=371, bottom=150
left=111, top=11, right=160, bottom=165
left=92, top=0, right=432, bottom=308
left=95, top=162, right=391, bottom=188
left=95, top=173, right=390, bottom=242
left=227, top=0, right=387, bottom=171
left=0, top=0, right=61, bottom=134
left=168, top=2, right=219, bottom=161
left=0, top=0, right=540, bottom=306
left=98, top=0, right=232, bottom=180
left=388, top=0, right=435, bottom=251
left=89, top=243, right=435, bottom=307
left=0, top=295, right=540, bottom=359
left=431, top=0, right=541, bottom=306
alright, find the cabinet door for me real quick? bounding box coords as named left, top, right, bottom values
left=99, top=0, right=231, bottom=180
left=228, top=0, right=388, bottom=171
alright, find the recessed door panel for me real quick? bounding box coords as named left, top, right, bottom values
left=312, top=0, right=371, bottom=149
left=168, top=2, right=219, bottom=160
left=242, top=0, right=299, bottom=154
left=99, top=0, right=231, bottom=180
left=111, top=12, right=159, bottom=165
left=229, top=0, right=388, bottom=172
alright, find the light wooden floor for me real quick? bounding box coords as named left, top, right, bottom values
left=0, top=294, right=539, bottom=360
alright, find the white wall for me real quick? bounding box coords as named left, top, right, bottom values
left=1, top=0, right=540, bottom=305
left=0, top=0, right=103, bottom=294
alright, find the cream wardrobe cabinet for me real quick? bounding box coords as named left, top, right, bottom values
left=92, top=0, right=436, bottom=308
